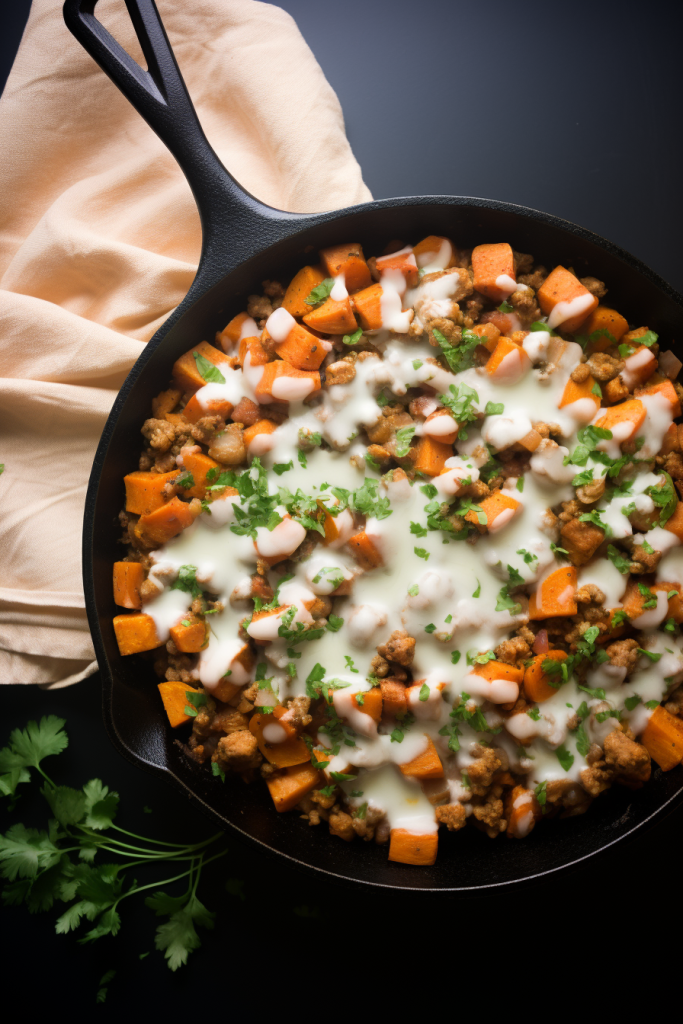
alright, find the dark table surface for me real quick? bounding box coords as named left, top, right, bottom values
left=2, top=0, right=683, bottom=1009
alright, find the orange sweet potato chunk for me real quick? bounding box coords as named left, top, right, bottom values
left=113, top=561, right=144, bottom=610
left=399, top=737, right=444, bottom=779
left=347, top=531, right=383, bottom=570
left=134, top=496, right=195, bottom=547
left=320, top=242, right=372, bottom=292
left=641, top=705, right=683, bottom=771
left=584, top=306, right=629, bottom=349
left=351, top=688, right=383, bottom=722
left=249, top=712, right=310, bottom=768
left=158, top=682, right=203, bottom=728
left=273, top=322, right=329, bottom=370
left=537, top=266, right=598, bottom=333
left=388, top=829, right=438, bottom=866
left=169, top=619, right=208, bottom=653
left=351, top=283, right=383, bottom=331
left=178, top=451, right=221, bottom=500
left=528, top=567, right=578, bottom=620
left=471, top=242, right=515, bottom=302
left=594, top=399, right=646, bottom=440
left=113, top=613, right=163, bottom=656
left=124, top=471, right=178, bottom=516
left=413, top=436, right=452, bottom=476
left=254, top=360, right=321, bottom=402
left=173, top=341, right=230, bottom=393
left=282, top=265, right=327, bottom=317
left=266, top=762, right=324, bottom=812
left=523, top=651, right=568, bottom=703
left=303, top=295, right=358, bottom=334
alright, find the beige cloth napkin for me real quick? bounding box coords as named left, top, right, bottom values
left=0, top=0, right=371, bottom=687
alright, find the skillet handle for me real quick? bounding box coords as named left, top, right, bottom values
left=63, top=0, right=303, bottom=275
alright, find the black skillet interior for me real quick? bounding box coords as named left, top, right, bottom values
left=66, top=0, right=683, bottom=891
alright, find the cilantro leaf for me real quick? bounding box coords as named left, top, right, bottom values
left=414, top=547, right=430, bottom=561
left=152, top=894, right=215, bottom=972
left=193, top=351, right=225, bottom=385
left=0, top=716, right=68, bottom=776
left=394, top=425, right=416, bottom=458
left=647, top=472, right=677, bottom=526
left=575, top=723, right=590, bottom=757
left=343, top=327, right=363, bottom=346
left=82, top=779, right=119, bottom=831
left=555, top=746, right=574, bottom=772
left=305, top=278, right=334, bottom=307
left=433, top=327, right=480, bottom=373
left=606, top=544, right=632, bottom=574
left=410, top=521, right=428, bottom=537
left=495, top=585, right=522, bottom=615
left=0, top=823, right=61, bottom=880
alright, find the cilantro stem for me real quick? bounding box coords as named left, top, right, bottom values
left=111, top=850, right=228, bottom=909
left=75, top=825, right=222, bottom=854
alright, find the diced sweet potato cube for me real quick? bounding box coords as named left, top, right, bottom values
left=375, top=246, right=419, bottom=286
left=113, top=561, right=144, bottom=610
left=665, top=501, right=683, bottom=541
left=506, top=785, right=541, bottom=838
left=179, top=451, right=221, bottom=500
left=485, top=336, right=531, bottom=384
left=157, top=682, right=203, bottom=728
left=320, top=242, right=372, bottom=292
left=218, top=311, right=251, bottom=349
left=635, top=379, right=681, bottom=417
left=523, top=651, right=568, bottom=703
left=303, top=295, right=358, bottom=334
left=528, top=567, right=578, bottom=620
left=464, top=490, right=520, bottom=533
left=124, top=470, right=178, bottom=515
left=413, top=436, right=452, bottom=476
left=471, top=242, right=515, bottom=302
left=594, top=399, right=646, bottom=441
left=412, top=235, right=454, bottom=268
left=273, top=322, right=329, bottom=370
left=472, top=660, right=524, bottom=684
left=351, top=283, right=383, bottom=331
left=169, top=618, right=208, bottom=653
left=238, top=335, right=270, bottom=367
left=113, top=613, right=163, bottom=656
left=134, top=496, right=195, bottom=547
left=388, top=829, right=438, bottom=866
left=183, top=392, right=233, bottom=424
left=537, top=266, right=598, bottom=333
left=243, top=419, right=277, bottom=450
left=254, top=360, right=321, bottom=403
left=352, top=688, right=383, bottom=722
left=399, top=737, right=444, bottom=779
left=173, top=341, right=230, bottom=393
left=559, top=375, right=601, bottom=410
left=266, top=762, right=324, bottom=812
left=641, top=705, right=683, bottom=771
left=249, top=712, right=310, bottom=768
left=282, top=265, right=327, bottom=317
left=347, top=531, right=383, bottom=570
left=584, top=306, right=629, bottom=349
left=152, top=388, right=182, bottom=418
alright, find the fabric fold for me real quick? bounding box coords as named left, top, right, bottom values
left=0, top=0, right=371, bottom=686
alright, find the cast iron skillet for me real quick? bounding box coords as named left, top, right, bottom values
left=65, top=0, right=683, bottom=892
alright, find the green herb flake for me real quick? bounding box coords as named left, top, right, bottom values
left=193, top=351, right=226, bottom=385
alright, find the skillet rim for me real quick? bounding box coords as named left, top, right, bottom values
left=86, top=192, right=683, bottom=893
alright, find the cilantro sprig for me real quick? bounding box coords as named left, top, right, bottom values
left=0, top=717, right=227, bottom=972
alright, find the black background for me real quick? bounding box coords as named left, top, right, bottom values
left=2, top=0, right=683, bottom=1010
